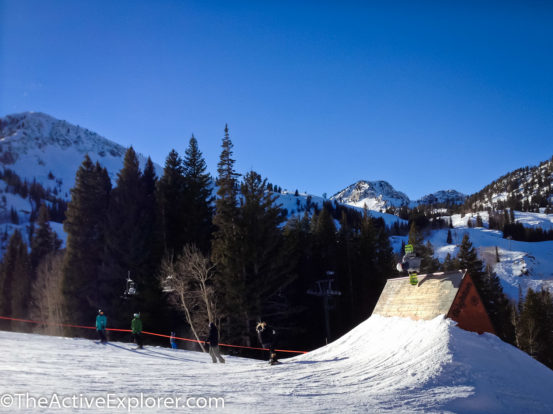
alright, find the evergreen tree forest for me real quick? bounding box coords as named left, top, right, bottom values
left=0, top=127, right=397, bottom=354
left=0, top=129, right=552, bottom=369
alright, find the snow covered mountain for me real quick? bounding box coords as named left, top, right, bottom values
left=416, top=189, right=466, bottom=206
left=0, top=112, right=163, bottom=254
left=465, top=156, right=553, bottom=211
left=1, top=315, right=552, bottom=413
left=330, top=180, right=411, bottom=211
left=330, top=180, right=465, bottom=211
left=0, top=112, right=160, bottom=198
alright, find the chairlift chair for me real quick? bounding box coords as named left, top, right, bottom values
left=122, top=271, right=137, bottom=298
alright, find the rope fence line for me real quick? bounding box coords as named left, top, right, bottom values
left=0, top=315, right=308, bottom=354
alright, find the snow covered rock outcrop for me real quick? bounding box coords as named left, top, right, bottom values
left=416, top=189, right=466, bottom=206
left=331, top=180, right=465, bottom=211
left=330, top=180, right=410, bottom=211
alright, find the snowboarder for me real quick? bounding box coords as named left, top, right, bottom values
left=206, top=322, right=225, bottom=363
left=95, top=309, right=107, bottom=343
left=131, top=313, right=143, bottom=349
left=397, top=244, right=421, bottom=285
left=256, top=321, right=279, bottom=364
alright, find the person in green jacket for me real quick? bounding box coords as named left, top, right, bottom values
left=131, top=313, right=143, bottom=349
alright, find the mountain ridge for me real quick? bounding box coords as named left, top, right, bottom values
left=330, top=179, right=466, bottom=211
left=0, top=112, right=161, bottom=197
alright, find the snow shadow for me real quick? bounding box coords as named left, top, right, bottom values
left=289, top=357, right=348, bottom=365
left=106, top=342, right=202, bottom=363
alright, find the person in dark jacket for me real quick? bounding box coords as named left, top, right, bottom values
left=131, top=313, right=143, bottom=349
left=95, top=310, right=107, bottom=343
left=206, top=322, right=225, bottom=363
left=256, top=321, right=279, bottom=364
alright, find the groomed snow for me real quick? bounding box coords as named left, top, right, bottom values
left=1, top=315, right=552, bottom=413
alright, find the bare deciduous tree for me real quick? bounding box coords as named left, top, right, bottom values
left=30, top=252, right=65, bottom=336
left=159, top=244, right=218, bottom=352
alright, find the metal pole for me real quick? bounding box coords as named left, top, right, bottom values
left=323, top=295, right=330, bottom=343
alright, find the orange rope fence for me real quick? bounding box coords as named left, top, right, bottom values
left=0, top=315, right=307, bottom=354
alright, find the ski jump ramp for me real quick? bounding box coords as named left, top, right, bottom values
left=373, top=270, right=495, bottom=334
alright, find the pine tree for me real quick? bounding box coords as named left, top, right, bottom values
left=357, top=211, right=377, bottom=316
left=281, top=212, right=315, bottom=346
left=476, top=214, right=483, bottom=227
left=137, top=156, right=172, bottom=333
left=337, top=210, right=355, bottom=323
left=408, top=222, right=439, bottom=273
left=516, top=288, right=553, bottom=367
left=457, top=234, right=485, bottom=282
left=311, top=205, right=337, bottom=274
left=0, top=230, right=32, bottom=326
left=101, top=147, right=160, bottom=327
left=211, top=125, right=242, bottom=340
left=62, top=155, right=111, bottom=327
left=456, top=234, right=513, bottom=341
left=157, top=149, right=186, bottom=254
left=442, top=253, right=458, bottom=271
left=30, top=203, right=62, bottom=270
left=446, top=229, right=453, bottom=244
left=236, top=170, right=293, bottom=344
left=484, top=265, right=515, bottom=343
left=373, top=220, right=396, bottom=299
left=182, top=135, right=214, bottom=253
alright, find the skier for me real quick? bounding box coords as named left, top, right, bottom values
left=95, top=309, right=107, bottom=343
left=256, top=321, right=279, bottom=365
left=206, top=322, right=225, bottom=363
left=131, top=313, right=143, bottom=349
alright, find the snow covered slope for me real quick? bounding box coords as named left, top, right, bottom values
left=0, top=112, right=161, bottom=198
left=1, top=315, right=552, bottom=413
left=276, top=190, right=406, bottom=227
left=389, top=211, right=553, bottom=300
left=465, top=156, right=553, bottom=210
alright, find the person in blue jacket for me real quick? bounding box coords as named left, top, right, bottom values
left=170, top=331, right=178, bottom=349
left=96, top=310, right=107, bottom=343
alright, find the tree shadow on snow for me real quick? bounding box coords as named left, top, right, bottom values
left=106, top=342, right=204, bottom=363
left=289, top=357, right=348, bottom=365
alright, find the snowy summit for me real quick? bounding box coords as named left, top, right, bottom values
left=330, top=180, right=410, bottom=211
left=0, top=112, right=160, bottom=198
left=331, top=180, right=466, bottom=211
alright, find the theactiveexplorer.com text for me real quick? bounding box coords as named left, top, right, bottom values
left=0, top=392, right=225, bottom=411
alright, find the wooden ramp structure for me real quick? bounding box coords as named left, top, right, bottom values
left=373, top=270, right=495, bottom=335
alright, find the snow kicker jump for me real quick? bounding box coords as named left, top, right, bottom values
left=373, top=270, right=495, bottom=335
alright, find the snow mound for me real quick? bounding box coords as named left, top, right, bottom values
left=291, top=315, right=553, bottom=413
left=1, top=315, right=552, bottom=413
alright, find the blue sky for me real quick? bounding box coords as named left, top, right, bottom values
left=1, top=0, right=552, bottom=199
